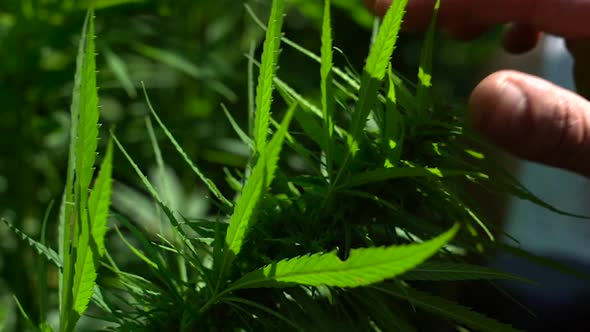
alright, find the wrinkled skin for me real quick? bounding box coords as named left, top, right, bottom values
left=364, top=0, right=590, bottom=177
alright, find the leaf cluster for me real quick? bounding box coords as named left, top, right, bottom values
left=4, top=1, right=589, bottom=332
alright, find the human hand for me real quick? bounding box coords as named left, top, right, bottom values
left=364, top=0, right=590, bottom=177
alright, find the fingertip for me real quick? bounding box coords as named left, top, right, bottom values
left=468, top=71, right=529, bottom=149
left=501, top=23, right=542, bottom=54
left=469, top=71, right=590, bottom=177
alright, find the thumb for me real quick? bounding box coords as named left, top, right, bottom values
left=469, top=70, right=590, bottom=177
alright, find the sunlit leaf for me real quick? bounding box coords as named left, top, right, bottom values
left=88, top=139, right=114, bottom=258
left=321, top=0, right=335, bottom=181
left=221, top=103, right=295, bottom=276
left=253, top=0, right=285, bottom=153
left=416, top=0, right=440, bottom=116
left=229, top=224, right=458, bottom=289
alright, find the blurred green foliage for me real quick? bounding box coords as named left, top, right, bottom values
left=0, top=0, right=499, bottom=330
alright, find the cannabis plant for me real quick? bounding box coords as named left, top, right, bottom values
left=4, top=1, right=588, bottom=331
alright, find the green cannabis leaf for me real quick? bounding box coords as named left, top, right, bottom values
left=229, top=224, right=459, bottom=290
left=253, top=0, right=285, bottom=153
